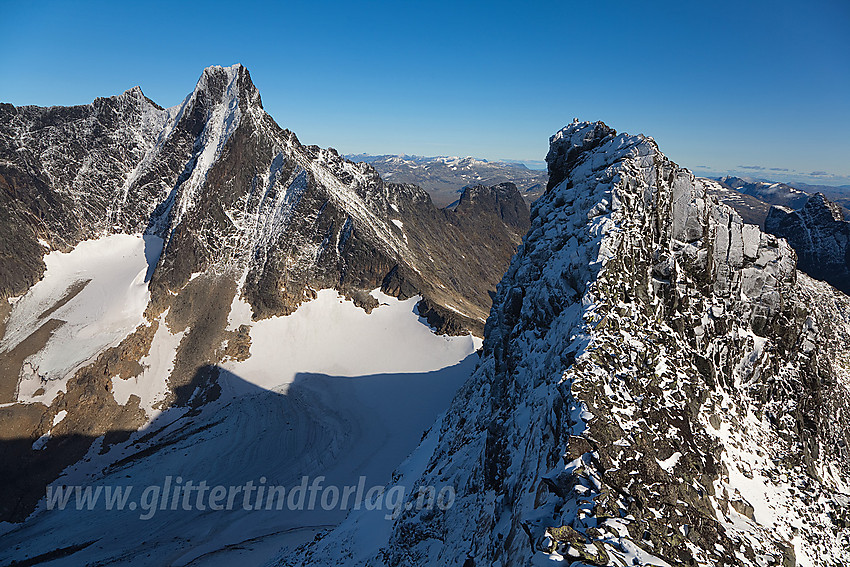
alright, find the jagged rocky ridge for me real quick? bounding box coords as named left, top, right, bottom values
left=0, top=65, right=529, bottom=522
left=766, top=193, right=850, bottom=295
left=0, top=86, right=167, bottom=297
left=706, top=176, right=849, bottom=230
left=0, top=65, right=527, bottom=333
left=286, top=121, right=850, bottom=566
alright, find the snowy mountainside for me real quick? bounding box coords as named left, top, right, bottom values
left=702, top=178, right=772, bottom=227
left=718, top=176, right=811, bottom=211
left=140, top=66, right=528, bottom=333
left=286, top=121, right=850, bottom=566
left=1, top=65, right=525, bottom=333
left=0, top=287, right=481, bottom=566
left=710, top=177, right=849, bottom=224
left=0, top=87, right=167, bottom=298
left=0, top=64, right=527, bottom=530
left=349, top=153, right=548, bottom=207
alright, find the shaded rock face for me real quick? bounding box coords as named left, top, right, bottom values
left=288, top=122, right=850, bottom=566
left=766, top=193, right=850, bottom=294
left=0, top=88, right=167, bottom=298
left=452, top=182, right=530, bottom=235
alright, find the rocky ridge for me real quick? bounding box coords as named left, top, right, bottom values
left=0, top=86, right=167, bottom=298
left=766, top=193, right=850, bottom=295
left=286, top=121, right=850, bottom=566
left=1, top=65, right=526, bottom=334
left=0, top=65, right=528, bottom=522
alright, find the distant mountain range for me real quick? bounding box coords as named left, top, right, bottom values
left=346, top=153, right=548, bottom=207
left=704, top=175, right=849, bottom=227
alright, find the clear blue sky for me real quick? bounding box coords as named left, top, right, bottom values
left=2, top=0, right=848, bottom=184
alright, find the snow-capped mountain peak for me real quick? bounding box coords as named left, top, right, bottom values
left=286, top=120, right=850, bottom=567
left=0, top=66, right=530, bottom=552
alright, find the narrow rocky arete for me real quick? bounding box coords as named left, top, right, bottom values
left=286, top=121, right=850, bottom=567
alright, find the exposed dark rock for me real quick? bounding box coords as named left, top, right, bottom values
left=765, top=193, right=850, bottom=294
left=289, top=121, right=850, bottom=566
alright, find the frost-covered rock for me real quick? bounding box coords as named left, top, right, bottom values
left=285, top=121, right=850, bottom=567
left=0, top=86, right=167, bottom=297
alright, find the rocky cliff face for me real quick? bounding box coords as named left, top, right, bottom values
left=0, top=65, right=528, bottom=522
left=287, top=121, right=850, bottom=566
left=0, top=87, right=168, bottom=298
left=766, top=193, right=850, bottom=295
left=1, top=65, right=525, bottom=334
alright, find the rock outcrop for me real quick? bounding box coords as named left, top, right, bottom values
left=766, top=193, right=850, bottom=294
left=286, top=121, right=850, bottom=566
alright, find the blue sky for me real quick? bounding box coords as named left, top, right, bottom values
left=2, top=0, right=848, bottom=184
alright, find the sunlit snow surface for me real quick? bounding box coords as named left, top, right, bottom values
left=0, top=239, right=480, bottom=566
left=223, top=289, right=479, bottom=395
left=1, top=234, right=163, bottom=404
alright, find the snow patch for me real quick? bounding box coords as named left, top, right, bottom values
left=2, top=234, right=163, bottom=405
left=111, top=311, right=184, bottom=417
left=52, top=410, right=67, bottom=427
left=222, top=289, right=479, bottom=396
left=656, top=451, right=681, bottom=472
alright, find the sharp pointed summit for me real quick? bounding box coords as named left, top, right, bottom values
left=1, top=68, right=848, bottom=567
